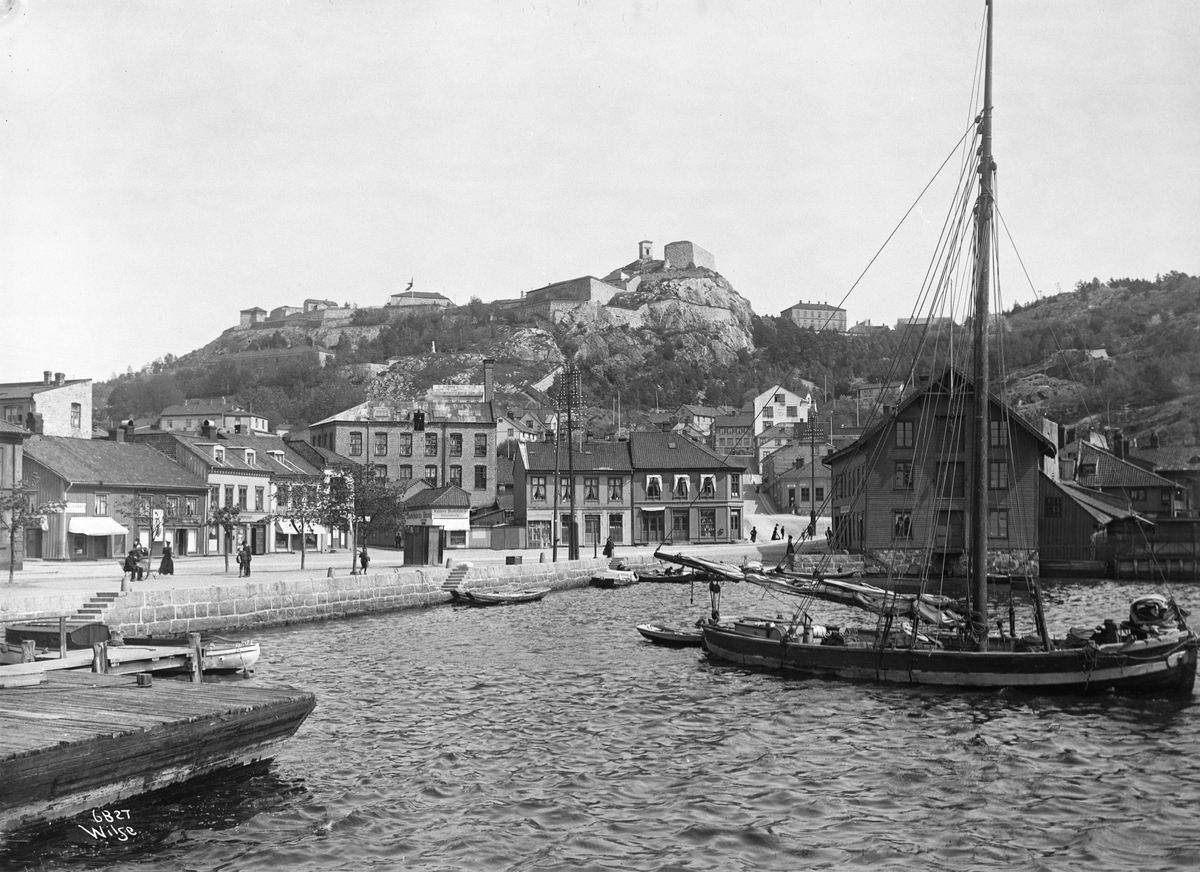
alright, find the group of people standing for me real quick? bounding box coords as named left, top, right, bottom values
left=122, top=541, right=176, bottom=581
left=235, top=543, right=253, bottom=577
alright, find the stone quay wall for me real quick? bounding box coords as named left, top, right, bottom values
left=104, top=549, right=743, bottom=637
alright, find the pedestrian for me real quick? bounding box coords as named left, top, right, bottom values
left=786, top=535, right=796, bottom=571
left=241, top=544, right=252, bottom=577
left=235, top=544, right=245, bottom=577
left=750, top=526, right=758, bottom=543
left=159, top=543, right=174, bottom=576
left=359, top=547, right=370, bottom=573
left=602, top=536, right=614, bottom=559
left=123, top=548, right=141, bottom=583
left=771, top=525, right=779, bottom=541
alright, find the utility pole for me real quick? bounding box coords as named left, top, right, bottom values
left=563, top=365, right=581, bottom=560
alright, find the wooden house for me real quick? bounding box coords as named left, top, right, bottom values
left=629, top=431, right=745, bottom=545
left=825, top=368, right=1055, bottom=575
left=514, top=441, right=633, bottom=552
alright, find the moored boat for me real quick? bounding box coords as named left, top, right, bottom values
left=589, top=567, right=638, bottom=588
left=636, top=622, right=704, bottom=647
left=449, top=586, right=550, bottom=606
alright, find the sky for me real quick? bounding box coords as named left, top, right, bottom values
left=1, top=0, right=1197, bottom=383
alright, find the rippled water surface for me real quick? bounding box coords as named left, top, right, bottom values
left=6, top=578, right=1200, bottom=871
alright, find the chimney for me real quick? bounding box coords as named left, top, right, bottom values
left=483, top=358, right=495, bottom=403
left=55, top=372, right=65, bottom=386
left=43, top=370, right=52, bottom=384
left=109, top=427, right=125, bottom=443
left=123, top=419, right=135, bottom=440
left=1149, top=431, right=1161, bottom=449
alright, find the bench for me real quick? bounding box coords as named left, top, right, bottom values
left=117, top=559, right=157, bottom=581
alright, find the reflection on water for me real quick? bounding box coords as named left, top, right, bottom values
left=5, top=577, right=1200, bottom=870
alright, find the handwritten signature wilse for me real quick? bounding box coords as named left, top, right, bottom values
left=77, top=808, right=136, bottom=841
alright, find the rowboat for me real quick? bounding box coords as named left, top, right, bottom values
left=636, top=622, right=703, bottom=647
left=449, top=586, right=550, bottom=606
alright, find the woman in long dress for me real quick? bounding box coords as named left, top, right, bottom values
left=159, top=543, right=175, bottom=576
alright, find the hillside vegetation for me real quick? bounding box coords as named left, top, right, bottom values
left=96, top=271, right=1200, bottom=447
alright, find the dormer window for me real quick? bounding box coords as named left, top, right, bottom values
left=212, top=446, right=225, bottom=463
left=268, top=450, right=284, bottom=462
left=245, top=449, right=256, bottom=466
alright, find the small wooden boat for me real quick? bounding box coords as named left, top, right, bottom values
left=449, top=586, right=550, bottom=606
left=636, top=622, right=704, bottom=647
left=590, top=568, right=638, bottom=588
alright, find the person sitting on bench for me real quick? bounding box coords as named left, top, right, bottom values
left=123, top=548, right=144, bottom=581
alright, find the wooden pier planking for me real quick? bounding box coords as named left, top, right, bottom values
left=0, top=670, right=315, bottom=832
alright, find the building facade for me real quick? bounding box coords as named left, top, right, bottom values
left=629, top=430, right=744, bottom=545
left=782, top=301, right=847, bottom=332
left=0, top=372, right=92, bottom=438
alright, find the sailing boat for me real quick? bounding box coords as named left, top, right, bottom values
left=675, top=1, right=1198, bottom=696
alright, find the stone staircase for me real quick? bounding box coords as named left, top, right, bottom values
left=70, top=591, right=122, bottom=627
left=440, top=563, right=472, bottom=594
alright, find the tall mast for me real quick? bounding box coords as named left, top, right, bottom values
left=969, top=0, right=995, bottom=649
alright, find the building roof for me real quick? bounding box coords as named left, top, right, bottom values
left=24, top=436, right=209, bottom=490
left=1049, top=476, right=1147, bottom=525
left=405, top=485, right=471, bottom=509
left=0, top=378, right=91, bottom=401
left=160, top=401, right=254, bottom=418
left=629, top=430, right=739, bottom=471
left=713, top=413, right=754, bottom=428
left=146, top=432, right=323, bottom=477
left=282, top=438, right=356, bottom=469
left=783, top=301, right=845, bottom=313
left=1127, top=446, right=1200, bottom=473
left=389, top=290, right=452, bottom=303
left=522, top=441, right=633, bottom=473
left=1076, top=442, right=1179, bottom=490
left=826, top=365, right=1056, bottom=465
left=0, top=420, right=30, bottom=436
left=311, top=399, right=494, bottom=427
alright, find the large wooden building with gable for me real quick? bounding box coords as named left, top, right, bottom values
left=629, top=431, right=745, bottom=545
left=825, top=368, right=1055, bottom=575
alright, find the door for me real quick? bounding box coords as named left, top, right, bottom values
left=641, top=511, right=664, bottom=544
left=175, top=528, right=189, bottom=556
left=584, top=514, right=600, bottom=546
left=24, top=527, right=42, bottom=559
left=729, top=509, right=741, bottom=541
left=671, top=510, right=690, bottom=543
left=935, top=510, right=965, bottom=549
left=252, top=524, right=267, bottom=555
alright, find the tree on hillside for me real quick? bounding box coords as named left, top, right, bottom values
left=0, top=477, right=66, bottom=584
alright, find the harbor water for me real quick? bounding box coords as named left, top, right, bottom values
left=4, top=577, right=1200, bottom=871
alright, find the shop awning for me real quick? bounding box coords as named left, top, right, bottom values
left=639, top=506, right=665, bottom=513
left=68, top=517, right=130, bottom=537
left=275, top=521, right=329, bottom=536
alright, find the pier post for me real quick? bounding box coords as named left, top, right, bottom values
left=91, top=642, right=109, bottom=674
left=188, top=633, right=203, bottom=683
left=21, top=639, right=35, bottom=663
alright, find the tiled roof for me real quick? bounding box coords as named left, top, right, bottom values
left=1076, top=443, right=1178, bottom=490
left=524, top=441, right=633, bottom=473
left=24, top=436, right=209, bottom=490
left=148, top=432, right=323, bottom=477
left=283, top=438, right=356, bottom=469
left=713, top=413, right=754, bottom=428
left=1128, top=446, right=1200, bottom=472
left=0, top=420, right=30, bottom=435
left=312, top=399, right=494, bottom=427
left=0, top=379, right=90, bottom=400
left=630, top=430, right=739, bottom=470
left=405, top=485, right=471, bottom=509
left=159, top=402, right=247, bottom=418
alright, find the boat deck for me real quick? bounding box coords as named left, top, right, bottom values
left=0, top=669, right=315, bottom=832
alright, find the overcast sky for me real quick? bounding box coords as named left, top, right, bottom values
left=2, top=0, right=1196, bottom=382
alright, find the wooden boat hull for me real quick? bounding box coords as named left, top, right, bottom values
left=635, top=570, right=710, bottom=584
left=701, top=624, right=1199, bottom=697
left=589, top=570, right=638, bottom=588
left=636, top=623, right=703, bottom=647
left=449, top=587, right=549, bottom=606
left=0, top=670, right=315, bottom=833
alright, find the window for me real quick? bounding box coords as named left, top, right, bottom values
left=1044, top=496, right=1063, bottom=518
left=645, top=475, right=662, bottom=500
left=224, top=485, right=234, bottom=507
left=254, top=487, right=264, bottom=510
left=699, top=475, right=715, bottom=498
left=94, top=493, right=108, bottom=515
left=989, top=460, right=1009, bottom=490
left=449, top=433, right=462, bottom=456
left=673, top=475, right=690, bottom=500
left=474, top=434, right=487, bottom=457
left=608, top=514, right=623, bottom=545
left=801, top=487, right=810, bottom=502
left=166, top=495, right=179, bottom=517
left=607, top=477, right=623, bottom=501
left=3, top=405, right=21, bottom=424
left=895, top=421, right=914, bottom=448
left=584, top=477, right=599, bottom=501
left=788, top=486, right=797, bottom=507
left=71, top=403, right=81, bottom=429
left=245, top=449, right=257, bottom=466
left=560, top=476, right=571, bottom=501
left=238, top=486, right=248, bottom=509
left=1129, top=488, right=1147, bottom=502
left=937, top=416, right=964, bottom=450
left=375, top=432, right=388, bottom=456
left=424, top=465, right=438, bottom=485
left=1162, top=490, right=1173, bottom=507
left=774, top=393, right=785, bottom=404
left=894, top=461, right=914, bottom=490
left=893, top=510, right=912, bottom=539
left=374, top=465, right=388, bottom=481
left=532, top=475, right=547, bottom=501
left=529, top=520, right=552, bottom=548
left=185, top=495, right=198, bottom=516
left=989, top=419, right=1009, bottom=448
left=786, top=406, right=798, bottom=417
left=730, top=474, right=741, bottom=498
left=425, top=433, right=438, bottom=456
left=449, top=465, right=462, bottom=487
left=399, top=464, right=413, bottom=480
left=700, top=509, right=716, bottom=538
left=474, top=466, right=487, bottom=489
left=988, top=508, right=1009, bottom=539
left=210, top=486, right=219, bottom=510
left=213, top=446, right=225, bottom=463
left=349, top=432, right=363, bottom=456
left=398, top=433, right=413, bottom=457
left=815, top=487, right=824, bottom=501
left=762, top=406, right=774, bottom=419
left=277, top=485, right=290, bottom=507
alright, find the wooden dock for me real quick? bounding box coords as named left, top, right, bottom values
left=0, top=669, right=315, bottom=833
